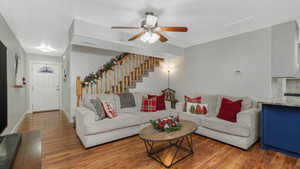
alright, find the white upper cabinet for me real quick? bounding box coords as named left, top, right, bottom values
left=271, top=21, right=299, bottom=77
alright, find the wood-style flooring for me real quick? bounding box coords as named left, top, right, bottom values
left=18, top=111, right=300, bottom=169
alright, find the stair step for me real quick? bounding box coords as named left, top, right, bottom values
left=143, top=72, right=149, bottom=77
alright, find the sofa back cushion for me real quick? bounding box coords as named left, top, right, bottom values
left=114, top=92, right=147, bottom=113
left=82, top=94, right=98, bottom=112
left=200, top=94, right=218, bottom=117
left=116, top=93, right=136, bottom=108
left=97, top=94, right=117, bottom=108
left=187, top=94, right=218, bottom=116
left=133, top=92, right=147, bottom=110
left=82, top=94, right=106, bottom=121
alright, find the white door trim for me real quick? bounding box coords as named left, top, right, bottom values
left=29, top=61, right=62, bottom=113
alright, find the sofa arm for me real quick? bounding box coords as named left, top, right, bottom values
left=237, top=108, right=260, bottom=128
left=76, top=107, right=95, bottom=126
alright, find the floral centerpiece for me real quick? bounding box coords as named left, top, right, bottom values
left=150, top=115, right=182, bottom=132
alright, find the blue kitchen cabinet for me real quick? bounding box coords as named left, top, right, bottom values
left=261, top=104, right=300, bottom=158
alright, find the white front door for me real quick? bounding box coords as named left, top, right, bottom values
left=32, top=63, right=61, bottom=112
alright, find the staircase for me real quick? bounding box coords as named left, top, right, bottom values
left=76, top=54, right=164, bottom=104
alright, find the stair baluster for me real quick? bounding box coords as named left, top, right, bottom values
left=99, top=78, right=102, bottom=94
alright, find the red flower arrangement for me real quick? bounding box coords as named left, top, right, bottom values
left=150, top=115, right=182, bottom=132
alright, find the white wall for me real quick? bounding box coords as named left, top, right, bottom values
left=27, top=53, right=61, bottom=63
left=62, top=45, right=71, bottom=120
left=130, top=65, right=168, bottom=94
left=173, top=28, right=273, bottom=101
left=131, top=28, right=273, bottom=101
left=0, top=12, right=28, bottom=135
left=68, top=45, right=120, bottom=121
left=130, top=57, right=184, bottom=95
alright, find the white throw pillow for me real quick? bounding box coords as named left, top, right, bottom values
left=186, top=102, right=208, bottom=115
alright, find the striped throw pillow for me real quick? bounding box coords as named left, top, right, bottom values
left=101, top=101, right=118, bottom=118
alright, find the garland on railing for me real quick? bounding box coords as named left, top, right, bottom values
left=81, top=52, right=129, bottom=87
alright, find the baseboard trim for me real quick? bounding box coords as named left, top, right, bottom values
left=11, top=109, right=30, bottom=133
left=61, top=110, right=73, bottom=123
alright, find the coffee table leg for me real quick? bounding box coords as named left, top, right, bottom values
left=169, top=137, right=184, bottom=165
left=142, top=135, right=194, bottom=168
left=144, top=140, right=154, bottom=154
left=187, top=134, right=193, bottom=153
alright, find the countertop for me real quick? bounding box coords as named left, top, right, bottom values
left=258, top=97, right=300, bottom=107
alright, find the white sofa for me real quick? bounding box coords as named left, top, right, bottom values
left=76, top=93, right=260, bottom=150
left=177, top=94, right=260, bottom=150
left=76, top=92, right=177, bottom=148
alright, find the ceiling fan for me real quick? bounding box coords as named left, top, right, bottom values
left=111, top=12, right=188, bottom=44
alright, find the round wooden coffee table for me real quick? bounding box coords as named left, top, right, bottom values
left=139, top=120, right=197, bottom=168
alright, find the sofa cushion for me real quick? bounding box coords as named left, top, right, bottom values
left=133, top=92, right=147, bottom=111
left=199, top=94, right=218, bottom=116
left=201, top=117, right=250, bottom=137
left=179, top=112, right=205, bottom=126
left=114, top=92, right=147, bottom=113
left=82, top=94, right=98, bottom=111
left=83, top=113, right=141, bottom=135
left=117, top=93, right=136, bottom=108
left=97, top=94, right=118, bottom=109
left=127, top=111, right=176, bottom=124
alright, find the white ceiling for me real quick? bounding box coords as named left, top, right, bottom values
left=1, top=0, right=300, bottom=56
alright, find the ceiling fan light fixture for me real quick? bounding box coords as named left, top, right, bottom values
left=112, top=12, right=187, bottom=43
left=140, top=31, right=159, bottom=44
left=148, top=33, right=159, bottom=44
left=140, top=32, right=150, bottom=42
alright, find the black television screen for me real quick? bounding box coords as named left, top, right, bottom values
left=0, top=40, right=7, bottom=134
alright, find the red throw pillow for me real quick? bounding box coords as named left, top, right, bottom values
left=184, top=96, right=201, bottom=112
left=101, top=101, right=118, bottom=118
left=148, top=94, right=166, bottom=110
left=217, top=98, right=242, bottom=123
left=141, top=97, right=157, bottom=112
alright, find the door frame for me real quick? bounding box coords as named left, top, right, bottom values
left=29, top=61, right=62, bottom=113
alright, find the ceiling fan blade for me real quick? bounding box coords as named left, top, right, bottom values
left=111, top=26, right=140, bottom=29
left=155, top=32, right=168, bottom=42
left=128, top=32, right=145, bottom=41
left=159, top=27, right=188, bottom=32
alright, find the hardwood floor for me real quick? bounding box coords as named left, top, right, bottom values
left=18, top=111, right=300, bottom=169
